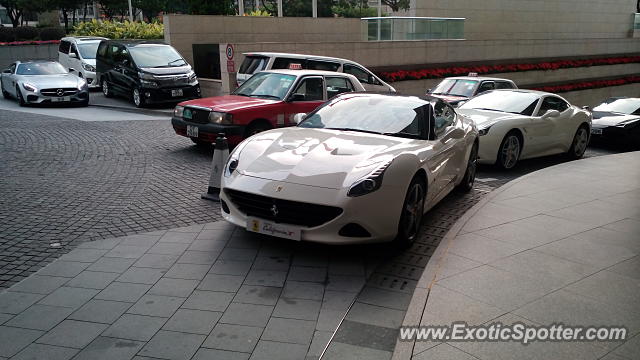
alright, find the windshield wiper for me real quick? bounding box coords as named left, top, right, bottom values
left=234, top=92, right=251, bottom=97
left=325, top=127, right=382, bottom=135
left=168, top=58, right=185, bottom=66
left=251, top=94, right=280, bottom=99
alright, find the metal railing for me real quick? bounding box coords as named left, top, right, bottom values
left=362, top=16, right=465, bottom=41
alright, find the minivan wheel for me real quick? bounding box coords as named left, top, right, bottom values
left=102, top=79, right=112, bottom=98
left=132, top=88, right=145, bottom=108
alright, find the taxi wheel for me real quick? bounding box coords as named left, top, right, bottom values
left=190, top=138, right=210, bottom=147
left=132, top=88, right=145, bottom=108
left=245, top=121, right=271, bottom=138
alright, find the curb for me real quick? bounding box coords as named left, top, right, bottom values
left=389, top=169, right=544, bottom=360
left=90, top=103, right=172, bottom=117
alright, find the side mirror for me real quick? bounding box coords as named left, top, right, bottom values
left=293, top=113, right=307, bottom=124
left=289, top=93, right=305, bottom=102
left=69, top=52, right=78, bottom=59
left=582, top=106, right=590, bottom=111
left=2, top=69, right=11, bottom=74
left=426, top=88, right=432, bottom=94
left=455, top=100, right=467, bottom=107
left=68, top=67, right=76, bottom=73
left=542, top=109, right=560, bottom=119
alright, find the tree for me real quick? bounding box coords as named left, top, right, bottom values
left=186, top=0, right=235, bottom=15
left=381, top=0, right=409, bottom=12
left=0, top=0, right=24, bottom=27
left=133, top=0, right=167, bottom=21
left=50, top=0, right=83, bottom=31
left=260, top=0, right=334, bottom=17
left=99, top=0, right=129, bottom=20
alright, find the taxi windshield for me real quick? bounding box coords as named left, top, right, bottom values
left=233, top=72, right=296, bottom=100
left=431, top=79, right=478, bottom=97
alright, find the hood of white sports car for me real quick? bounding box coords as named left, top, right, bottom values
left=233, top=127, right=416, bottom=189
left=19, top=74, right=81, bottom=89
left=456, top=108, right=526, bottom=128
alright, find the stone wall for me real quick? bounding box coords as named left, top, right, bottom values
left=0, top=44, right=59, bottom=69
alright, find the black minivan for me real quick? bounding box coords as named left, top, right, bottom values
left=96, top=40, right=200, bottom=107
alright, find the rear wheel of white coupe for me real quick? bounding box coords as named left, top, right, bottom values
left=567, top=125, right=589, bottom=160
left=395, top=176, right=426, bottom=249
left=456, top=142, right=478, bottom=193
left=496, top=131, right=521, bottom=170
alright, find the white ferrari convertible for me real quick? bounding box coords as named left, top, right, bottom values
left=219, top=93, right=478, bottom=246
left=457, top=89, right=592, bottom=169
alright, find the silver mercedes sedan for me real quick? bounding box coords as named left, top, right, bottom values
left=1, top=60, right=89, bottom=106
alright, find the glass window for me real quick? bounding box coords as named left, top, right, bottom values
left=77, top=42, right=100, bottom=60
left=433, top=101, right=455, bottom=137
left=460, top=91, right=540, bottom=115
left=343, top=64, right=372, bottom=84
left=292, top=77, right=324, bottom=101
left=431, top=79, right=478, bottom=97
left=10, top=64, right=16, bottom=73
left=272, top=57, right=302, bottom=70
left=128, top=45, right=187, bottom=68
left=477, top=81, right=495, bottom=94
left=16, top=62, right=67, bottom=75
left=537, top=96, right=569, bottom=116
left=495, top=81, right=515, bottom=89
left=593, top=98, right=640, bottom=115
left=233, top=72, right=296, bottom=100
left=307, top=60, right=340, bottom=72
left=300, top=94, right=426, bottom=138
left=58, top=40, right=70, bottom=54
left=326, top=77, right=354, bottom=98
left=238, top=56, right=268, bottom=75
left=69, top=44, right=78, bottom=55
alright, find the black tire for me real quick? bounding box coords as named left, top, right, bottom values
left=567, top=125, right=589, bottom=159
left=102, top=78, right=113, bottom=98
left=132, top=88, right=145, bottom=108
left=244, top=121, right=271, bottom=138
left=16, top=86, right=26, bottom=106
left=457, top=142, right=478, bottom=192
left=1, top=82, right=8, bottom=99
left=394, top=176, right=426, bottom=249
left=78, top=98, right=89, bottom=107
left=496, top=131, right=521, bottom=170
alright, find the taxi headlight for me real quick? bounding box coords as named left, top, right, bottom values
left=174, top=105, right=184, bottom=118
left=209, top=111, right=232, bottom=124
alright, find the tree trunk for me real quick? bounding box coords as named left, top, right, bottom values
left=72, top=8, right=76, bottom=26
left=8, top=9, right=21, bottom=27
left=83, top=2, right=88, bottom=22
left=63, top=10, right=69, bottom=32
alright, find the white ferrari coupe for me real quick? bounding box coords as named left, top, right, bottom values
left=457, top=89, right=592, bottom=169
left=219, top=93, right=478, bottom=246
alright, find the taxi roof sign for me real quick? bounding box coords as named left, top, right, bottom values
left=289, top=63, right=303, bottom=70
left=468, top=72, right=478, bottom=77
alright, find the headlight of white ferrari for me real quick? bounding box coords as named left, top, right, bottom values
left=478, top=126, right=492, bottom=136
left=174, top=105, right=184, bottom=118
left=224, top=140, right=248, bottom=177
left=209, top=111, right=232, bottom=124
left=22, top=82, right=37, bottom=92
left=347, top=160, right=392, bottom=197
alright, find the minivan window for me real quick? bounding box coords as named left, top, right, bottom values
left=239, top=56, right=268, bottom=74
left=78, top=42, right=100, bottom=60
left=128, top=45, right=187, bottom=68
left=59, top=40, right=71, bottom=54
left=272, top=57, right=303, bottom=70
left=307, top=60, right=340, bottom=72
left=344, top=64, right=374, bottom=85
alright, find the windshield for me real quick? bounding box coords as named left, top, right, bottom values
left=77, top=42, right=100, bottom=59
left=16, top=62, right=67, bottom=75
left=299, top=94, right=426, bottom=138
left=233, top=72, right=296, bottom=100
left=460, top=91, right=540, bottom=114
left=593, top=98, right=640, bottom=115
left=129, top=45, right=187, bottom=68
left=432, top=79, right=478, bottom=97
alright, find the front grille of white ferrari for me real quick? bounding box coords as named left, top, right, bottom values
left=225, top=189, right=342, bottom=227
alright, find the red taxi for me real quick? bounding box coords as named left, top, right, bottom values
left=171, top=69, right=365, bottom=145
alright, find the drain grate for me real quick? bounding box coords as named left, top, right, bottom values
left=367, top=273, right=418, bottom=293
left=377, top=262, right=424, bottom=280
left=394, top=251, right=431, bottom=267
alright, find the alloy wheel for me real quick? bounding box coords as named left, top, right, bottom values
left=133, top=89, right=142, bottom=107
left=573, top=128, right=588, bottom=157
left=102, top=81, right=109, bottom=96
left=501, top=135, right=520, bottom=169
left=402, top=182, right=424, bottom=241
left=466, top=145, right=478, bottom=188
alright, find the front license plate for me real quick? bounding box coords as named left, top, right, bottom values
left=171, top=89, right=183, bottom=97
left=186, top=125, right=198, bottom=138
left=51, top=96, right=70, bottom=102
left=246, top=217, right=301, bottom=241
left=591, top=128, right=603, bottom=135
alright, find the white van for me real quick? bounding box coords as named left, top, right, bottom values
left=58, top=36, right=108, bottom=88
left=237, top=52, right=395, bottom=92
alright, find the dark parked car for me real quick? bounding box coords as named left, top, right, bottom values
left=590, top=97, right=640, bottom=148
left=96, top=40, right=201, bottom=107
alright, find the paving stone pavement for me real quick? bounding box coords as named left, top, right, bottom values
left=0, top=109, right=221, bottom=288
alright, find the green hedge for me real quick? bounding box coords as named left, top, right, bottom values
left=0, top=26, right=66, bottom=42
left=72, top=20, right=163, bottom=39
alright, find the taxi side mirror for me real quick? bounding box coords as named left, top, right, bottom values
left=289, top=93, right=305, bottom=102
left=293, top=113, right=307, bottom=124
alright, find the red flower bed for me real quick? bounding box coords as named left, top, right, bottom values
left=531, top=75, right=640, bottom=93
left=0, top=40, right=60, bottom=46
left=379, top=56, right=640, bottom=82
